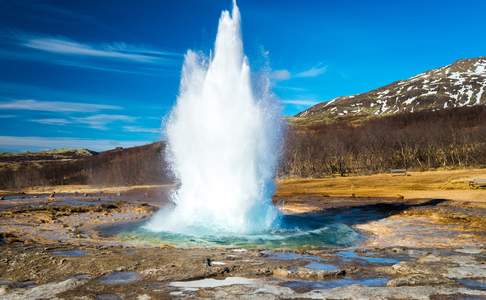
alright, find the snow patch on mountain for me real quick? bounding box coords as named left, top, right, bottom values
left=296, top=57, right=486, bottom=119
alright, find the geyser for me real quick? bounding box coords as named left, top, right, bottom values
left=145, top=1, right=283, bottom=235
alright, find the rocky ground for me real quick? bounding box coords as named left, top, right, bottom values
left=1, top=187, right=486, bottom=299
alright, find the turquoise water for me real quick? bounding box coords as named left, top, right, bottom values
left=304, top=262, right=340, bottom=271
left=337, top=250, right=400, bottom=265
left=100, top=211, right=371, bottom=249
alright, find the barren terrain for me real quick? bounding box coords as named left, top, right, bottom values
left=1, top=169, right=486, bottom=299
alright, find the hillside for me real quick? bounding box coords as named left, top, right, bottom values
left=282, top=106, right=486, bottom=177
left=0, top=149, right=97, bottom=163
left=295, top=57, right=486, bottom=122
left=0, top=143, right=171, bottom=189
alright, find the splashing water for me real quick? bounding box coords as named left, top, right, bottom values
left=144, top=1, right=283, bottom=235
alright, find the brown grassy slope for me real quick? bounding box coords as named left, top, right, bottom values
left=276, top=168, right=486, bottom=202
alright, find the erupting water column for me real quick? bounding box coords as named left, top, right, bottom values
left=145, top=0, right=283, bottom=235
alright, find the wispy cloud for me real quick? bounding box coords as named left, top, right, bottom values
left=30, top=118, right=72, bottom=125
left=123, top=125, right=160, bottom=134
left=270, top=69, right=291, bottom=80
left=295, top=64, right=328, bottom=78
left=271, top=64, right=328, bottom=81
left=274, top=85, right=307, bottom=92
left=0, top=114, right=16, bottom=119
left=29, top=114, right=143, bottom=131
left=0, top=135, right=150, bottom=152
left=21, top=36, right=178, bottom=64
left=0, top=99, right=120, bottom=112
left=281, top=99, right=320, bottom=106
left=0, top=32, right=182, bottom=75
left=73, top=114, right=136, bottom=130
left=0, top=48, right=164, bottom=76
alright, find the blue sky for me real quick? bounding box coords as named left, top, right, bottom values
left=0, top=0, right=485, bottom=152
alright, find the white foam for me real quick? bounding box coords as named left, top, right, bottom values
left=145, top=1, right=282, bottom=235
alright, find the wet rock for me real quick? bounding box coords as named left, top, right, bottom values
left=390, top=261, right=438, bottom=276
left=0, top=232, right=21, bottom=244
left=0, top=286, right=8, bottom=296
left=140, top=268, right=163, bottom=276
left=387, top=274, right=454, bottom=287
left=100, top=203, right=118, bottom=210
left=96, top=294, right=122, bottom=300
left=447, top=265, right=486, bottom=279
left=256, top=268, right=272, bottom=276
left=455, top=248, right=483, bottom=254
left=417, top=254, right=442, bottom=263
left=272, top=267, right=345, bottom=280
left=298, top=285, right=486, bottom=299
left=273, top=267, right=291, bottom=278
left=2, top=276, right=89, bottom=299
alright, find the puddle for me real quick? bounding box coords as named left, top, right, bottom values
left=337, top=250, right=399, bottom=265
left=61, top=199, right=103, bottom=206
left=282, top=277, right=388, bottom=291
left=0, top=279, right=36, bottom=289
left=263, top=251, right=321, bottom=261
left=264, top=251, right=340, bottom=272
left=459, top=279, right=486, bottom=291
left=170, top=277, right=255, bottom=289
left=71, top=274, right=92, bottom=281
left=0, top=195, right=42, bottom=201
left=304, top=262, right=339, bottom=272
left=97, top=272, right=140, bottom=285
left=50, top=249, right=87, bottom=257
left=456, top=248, right=483, bottom=255
left=0, top=279, right=13, bottom=286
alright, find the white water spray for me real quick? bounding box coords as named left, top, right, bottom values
left=145, top=1, right=283, bottom=235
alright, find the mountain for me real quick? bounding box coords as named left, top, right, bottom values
left=296, top=57, right=486, bottom=121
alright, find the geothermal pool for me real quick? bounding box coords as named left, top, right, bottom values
left=99, top=206, right=398, bottom=248
left=128, top=1, right=384, bottom=248
left=102, top=215, right=358, bottom=248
